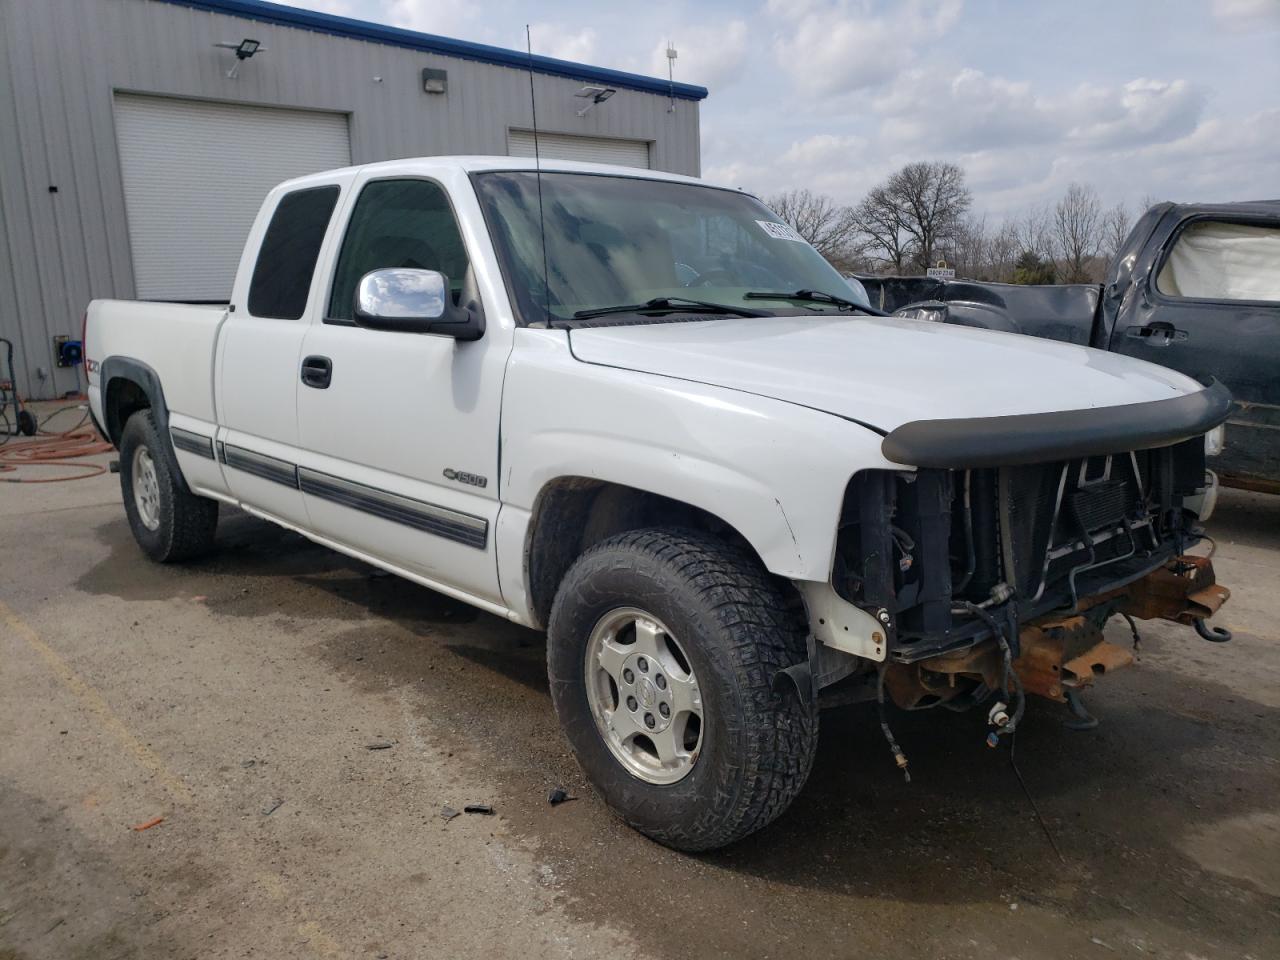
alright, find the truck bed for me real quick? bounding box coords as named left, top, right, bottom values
left=86, top=299, right=228, bottom=430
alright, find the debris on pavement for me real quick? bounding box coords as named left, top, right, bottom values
left=441, top=805, right=461, bottom=821
left=261, top=798, right=284, bottom=816
left=547, top=787, right=575, bottom=806
left=365, top=739, right=395, bottom=750
left=131, top=816, right=164, bottom=832
left=463, top=803, right=494, bottom=815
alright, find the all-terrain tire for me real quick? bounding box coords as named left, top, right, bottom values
left=547, top=528, right=818, bottom=851
left=119, top=410, right=218, bottom=562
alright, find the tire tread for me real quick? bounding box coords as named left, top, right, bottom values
left=120, top=411, right=218, bottom=562
left=550, top=527, right=817, bottom=851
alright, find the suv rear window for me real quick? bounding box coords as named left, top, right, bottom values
left=248, top=185, right=340, bottom=320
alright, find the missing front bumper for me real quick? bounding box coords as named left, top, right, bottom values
left=883, top=554, right=1231, bottom=709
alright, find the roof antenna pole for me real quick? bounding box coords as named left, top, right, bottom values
left=526, top=25, right=553, bottom=326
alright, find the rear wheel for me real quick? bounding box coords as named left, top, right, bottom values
left=119, top=410, right=218, bottom=562
left=548, top=528, right=818, bottom=851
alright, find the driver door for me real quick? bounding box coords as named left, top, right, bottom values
left=293, top=175, right=508, bottom=605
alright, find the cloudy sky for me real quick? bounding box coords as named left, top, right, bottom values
left=299, top=0, right=1278, bottom=220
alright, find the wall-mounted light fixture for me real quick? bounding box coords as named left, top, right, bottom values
left=422, top=67, right=448, bottom=94
left=214, top=38, right=265, bottom=79
left=574, top=85, right=616, bottom=117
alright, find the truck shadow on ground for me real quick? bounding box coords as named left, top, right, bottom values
left=77, top=506, right=1280, bottom=957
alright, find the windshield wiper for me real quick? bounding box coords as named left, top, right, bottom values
left=744, top=289, right=888, bottom=317
left=573, top=296, right=770, bottom=320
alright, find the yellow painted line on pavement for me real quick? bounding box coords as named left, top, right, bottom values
left=1, top=599, right=194, bottom=804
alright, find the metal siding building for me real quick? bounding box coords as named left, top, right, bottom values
left=0, top=0, right=706, bottom=399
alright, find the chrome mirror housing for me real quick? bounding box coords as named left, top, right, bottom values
left=355, top=268, right=448, bottom=322
left=352, top=268, right=484, bottom=340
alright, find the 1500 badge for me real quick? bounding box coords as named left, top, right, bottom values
left=443, top=468, right=487, bottom=489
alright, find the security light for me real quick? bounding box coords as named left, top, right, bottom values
left=422, top=67, right=448, bottom=94
left=574, top=85, right=616, bottom=117
left=214, top=38, right=266, bottom=78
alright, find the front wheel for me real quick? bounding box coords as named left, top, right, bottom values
left=547, top=528, right=818, bottom=851
left=119, top=410, right=218, bottom=562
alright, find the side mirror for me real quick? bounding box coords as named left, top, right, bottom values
left=353, top=268, right=484, bottom=341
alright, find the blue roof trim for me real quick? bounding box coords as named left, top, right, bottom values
left=158, top=0, right=710, bottom=101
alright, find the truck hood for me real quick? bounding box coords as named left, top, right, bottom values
left=567, top=315, right=1200, bottom=433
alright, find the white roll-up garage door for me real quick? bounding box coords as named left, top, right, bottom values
left=113, top=94, right=351, bottom=300
left=508, top=130, right=650, bottom=169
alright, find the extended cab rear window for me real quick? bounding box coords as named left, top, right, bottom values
left=247, top=185, right=340, bottom=320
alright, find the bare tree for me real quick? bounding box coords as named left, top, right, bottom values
left=765, top=189, right=860, bottom=263
left=947, top=215, right=993, bottom=280
left=1102, top=202, right=1132, bottom=267
left=882, top=161, right=973, bottom=272
left=853, top=186, right=911, bottom=272
left=1053, top=182, right=1103, bottom=282
left=986, top=221, right=1021, bottom=282
left=1013, top=203, right=1056, bottom=262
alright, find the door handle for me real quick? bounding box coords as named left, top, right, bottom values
left=1124, top=322, right=1187, bottom=344
left=301, top=355, right=332, bottom=389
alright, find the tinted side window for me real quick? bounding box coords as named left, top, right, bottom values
left=1156, top=220, right=1280, bottom=303
left=247, top=186, right=340, bottom=320
left=328, top=179, right=470, bottom=322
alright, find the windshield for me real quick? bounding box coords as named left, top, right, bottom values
left=471, top=171, right=869, bottom=325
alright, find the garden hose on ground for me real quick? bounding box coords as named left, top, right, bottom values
left=0, top=404, right=114, bottom=483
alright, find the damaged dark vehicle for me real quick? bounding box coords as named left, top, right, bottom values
left=859, top=200, right=1280, bottom=494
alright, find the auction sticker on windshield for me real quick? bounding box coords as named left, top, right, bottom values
left=756, top=220, right=806, bottom=242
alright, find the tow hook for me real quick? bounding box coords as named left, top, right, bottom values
left=1194, top=618, right=1232, bottom=643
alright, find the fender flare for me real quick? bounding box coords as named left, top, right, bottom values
left=99, top=356, right=170, bottom=446
left=98, top=356, right=194, bottom=490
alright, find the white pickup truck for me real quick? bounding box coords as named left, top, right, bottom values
left=86, top=156, right=1234, bottom=851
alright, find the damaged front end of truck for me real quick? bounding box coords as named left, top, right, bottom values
left=822, top=379, right=1234, bottom=743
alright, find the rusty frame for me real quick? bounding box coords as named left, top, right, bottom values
left=884, top=555, right=1229, bottom=708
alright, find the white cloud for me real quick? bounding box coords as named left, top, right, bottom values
left=1105, top=105, right=1280, bottom=202
left=1210, top=0, right=1280, bottom=30
left=873, top=68, right=1057, bottom=153
left=529, top=24, right=599, bottom=63
left=383, top=0, right=480, bottom=38
left=649, top=21, right=749, bottom=89
left=1061, top=78, right=1204, bottom=148
left=283, top=0, right=1280, bottom=219
left=769, top=0, right=962, bottom=97
left=706, top=132, right=887, bottom=202
left=704, top=60, right=1240, bottom=218
left=870, top=68, right=1204, bottom=155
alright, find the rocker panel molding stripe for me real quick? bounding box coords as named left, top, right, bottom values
left=221, top=444, right=299, bottom=488
left=297, top=466, right=489, bottom=550
left=170, top=426, right=214, bottom=459
left=217, top=445, right=488, bottom=549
